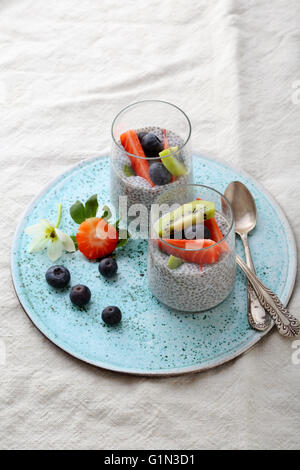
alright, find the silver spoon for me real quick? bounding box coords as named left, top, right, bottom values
left=225, top=181, right=271, bottom=331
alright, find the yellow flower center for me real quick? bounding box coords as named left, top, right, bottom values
left=45, top=226, right=57, bottom=241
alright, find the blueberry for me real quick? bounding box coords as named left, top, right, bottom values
left=141, top=132, right=163, bottom=158
left=149, top=162, right=172, bottom=186
left=99, top=257, right=118, bottom=278
left=102, top=306, right=122, bottom=325
left=185, top=224, right=211, bottom=239
left=137, top=131, right=147, bottom=142
left=204, top=225, right=211, bottom=239
left=45, top=265, right=70, bottom=288
left=70, top=285, right=91, bottom=307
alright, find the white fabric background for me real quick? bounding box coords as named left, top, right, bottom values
left=1, top=0, right=300, bottom=450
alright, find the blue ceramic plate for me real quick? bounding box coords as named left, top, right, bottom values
left=11, top=153, right=297, bottom=376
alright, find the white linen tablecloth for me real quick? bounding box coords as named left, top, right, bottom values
left=1, top=0, right=299, bottom=449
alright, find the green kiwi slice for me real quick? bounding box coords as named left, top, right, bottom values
left=123, top=164, right=135, bottom=177
left=154, top=200, right=215, bottom=238
left=159, top=147, right=187, bottom=176
left=167, top=255, right=184, bottom=269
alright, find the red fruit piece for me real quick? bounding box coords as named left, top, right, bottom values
left=76, top=217, right=118, bottom=260
left=158, top=238, right=221, bottom=264
left=120, top=130, right=154, bottom=186
left=163, top=128, right=168, bottom=150
left=205, top=218, right=224, bottom=243
left=196, top=197, right=229, bottom=251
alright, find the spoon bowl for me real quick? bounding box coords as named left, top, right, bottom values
left=224, top=181, right=257, bottom=235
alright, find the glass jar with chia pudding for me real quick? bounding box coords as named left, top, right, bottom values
left=110, top=100, right=192, bottom=215
left=148, top=184, right=236, bottom=312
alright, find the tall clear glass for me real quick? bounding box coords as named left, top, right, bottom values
left=110, top=100, right=192, bottom=215
left=148, top=184, right=236, bottom=312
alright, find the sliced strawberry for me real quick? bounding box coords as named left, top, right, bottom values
left=196, top=197, right=229, bottom=251
left=204, top=218, right=224, bottom=243
left=120, top=130, right=154, bottom=186
left=204, top=218, right=229, bottom=253
left=76, top=217, right=118, bottom=260
left=163, top=128, right=168, bottom=150
left=157, top=238, right=221, bottom=264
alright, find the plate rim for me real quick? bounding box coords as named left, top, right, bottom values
left=11, top=151, right=297, bottom=376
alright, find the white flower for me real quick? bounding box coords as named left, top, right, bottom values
left=25, top=219, right=75, bottom=262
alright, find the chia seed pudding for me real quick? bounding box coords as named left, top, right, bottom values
left=148, top=212, right=236, bottom=312
left=110, top=126, right=193, bottom=213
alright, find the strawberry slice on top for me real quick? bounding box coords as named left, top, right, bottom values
left=76, top=217, right=118, bottom=260
left=196, top=197, right=229, bottom=251
left=120, top=129, right=154, bottom=187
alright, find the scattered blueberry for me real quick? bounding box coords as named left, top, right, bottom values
left=45, top=265, right=70, bottom=288
left=149, top=162, right=172, bottom=186
left=141, top=132, right=163, bottom=158
left=102, top=306, right=122, bottom=325
left=70, top=285, right=91, bottom=307
left=99, top=257, right=118, bottom=278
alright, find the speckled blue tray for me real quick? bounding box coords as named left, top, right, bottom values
left=11, top=153, right=297, bottom=375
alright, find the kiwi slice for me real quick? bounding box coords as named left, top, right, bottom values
left=159, top=147, right=187, bottom=176
left=168, top=255, right=184, bottom=269
left=154, top=200, right=215, bottom=238
left=124, top=164, right=135, bottom=177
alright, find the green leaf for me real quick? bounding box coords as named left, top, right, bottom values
left=70, top=200, right=86, bottom=224
left=124, top=164, right=134, bottom=177
left=70, top=235, right=78, bottom=250
left=84, top=194, right=98, bottom=219
left=117, top=229, right=130, bottom=248
left=114, top=219, right=130, bottom=248
left=101, top=205, right=112, bottom=221
left=113, top=219, right=120, bottom=232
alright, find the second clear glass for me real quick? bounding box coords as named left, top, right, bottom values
left=148, top=184, right=236, bottom=312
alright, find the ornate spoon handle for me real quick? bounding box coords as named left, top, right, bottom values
left=236, top=255, right=300, bottom=337
left=240, top=232, right=271, bottom=331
